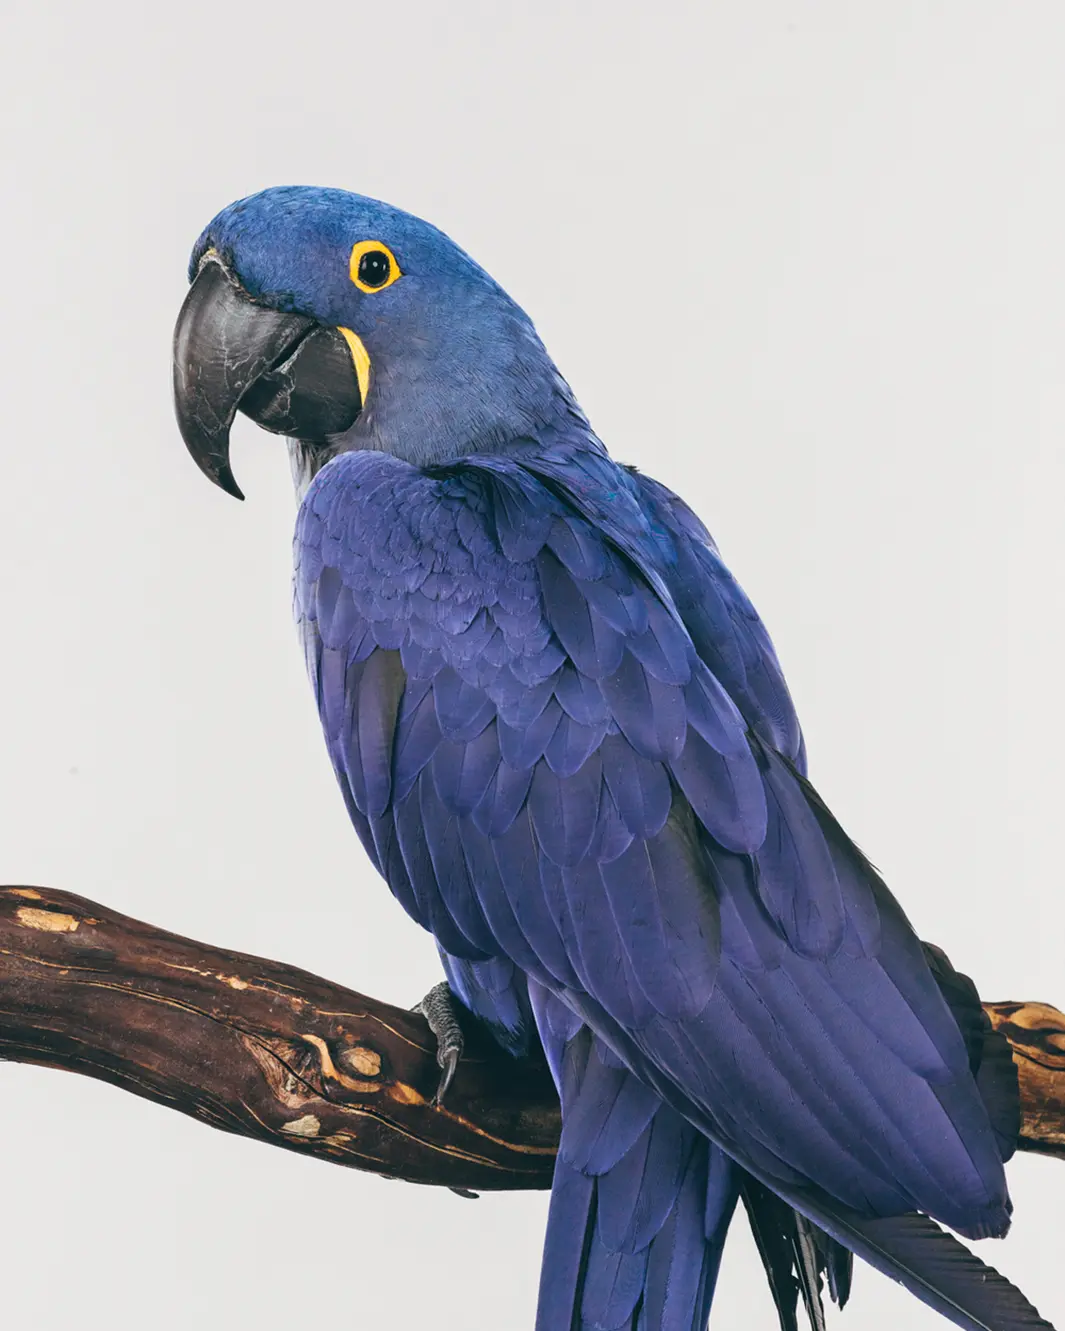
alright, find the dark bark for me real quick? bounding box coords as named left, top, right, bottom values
left=0, top=884, right=557, bottom=1191
left=986, top=1003, right=1065, bottom=1162
left=0, top=883, right=1061, bottom=1190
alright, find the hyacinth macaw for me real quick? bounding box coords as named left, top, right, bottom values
left=172, top=186, right=1051, bottom=1331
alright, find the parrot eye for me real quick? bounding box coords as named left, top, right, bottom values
left=350, top=240, right=402, bottom=293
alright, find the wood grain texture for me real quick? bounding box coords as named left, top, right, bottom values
left=0, top=882, right=1062, bottom=1188
left=0, top=884, right=558, bottom=1191
left=986, top=1002, right=1065, bottom=1161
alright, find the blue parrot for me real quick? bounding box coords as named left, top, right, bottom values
left=172, top=186, right=1050, bottom=1331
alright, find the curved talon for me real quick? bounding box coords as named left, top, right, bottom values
left=434, top=1044, right=460, bottom=1106
left=413, top=980, right=465, bottom=1108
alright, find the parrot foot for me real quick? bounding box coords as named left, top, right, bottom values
left=413, top=981, right=464, bottom=1108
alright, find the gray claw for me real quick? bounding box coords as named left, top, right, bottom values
left=413, top=981, right=465, bottom=1107
left=434, top=1043, right=460, bottom=1106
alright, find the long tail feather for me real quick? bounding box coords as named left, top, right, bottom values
left=781, top=1196, right=1055, bottom=1331
left=808, top=1216, right=852, bottom=1309
left=740, top=1175, right=853, bottom=1331
left=739, top=1177, right=804, bottom=1331
left=792, top=1217, right=830, bottom=1331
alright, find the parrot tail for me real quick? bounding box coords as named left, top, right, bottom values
left=534, top=1025, right=739, bottom=1331
left=536, top=1123, right=736, bottom=1331
left=739, top=1175, right=852, bottom=1331
left=779, top=1198, right=1056, bottom=1331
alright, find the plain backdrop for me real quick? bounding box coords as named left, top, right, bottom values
left=1, top=3, right=1063, bottom=1328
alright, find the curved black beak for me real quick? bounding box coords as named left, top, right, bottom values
left=172, top=257, right=363, bottom=499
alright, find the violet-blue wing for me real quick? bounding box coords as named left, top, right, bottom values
left=294, top=441, right=1049, bottom=1331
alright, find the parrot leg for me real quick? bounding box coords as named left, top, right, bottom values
left=413, top=981, right=464, bottom=1107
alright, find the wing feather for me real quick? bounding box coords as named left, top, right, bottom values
left=293, top=446, right=1044, bottom=1331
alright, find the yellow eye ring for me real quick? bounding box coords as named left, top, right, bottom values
left=349, top=239, right=402, bottom=293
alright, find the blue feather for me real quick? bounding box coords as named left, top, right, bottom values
left=597, top=1113, right=696, bottom=1254
left=417, top=774, right=498, bottom=956
left=314, top=564, right=361, bottom=649
left=529, top=754, right=603, bottom=868
left=670, top=727, right=767, bottom=854
left=547, top=511, right=609, bottom=581
left=581, top=566, right=650, bottom=635
left=555, top=663, right=610, bottom=725
left=599, top=823, right=718, bottom=1021
left=599, top=734, right=672, bottom=839
left=580, top=1232, right=649, bottom=1328
left=430, top=726, right=500, bottom=816
left=493, top=809, right=579, bottom=986
left=536, top=1158, right=596, bottom=1331
left=498, top=697, right=563, bottom=768
left=535, top=1014, right=740, bottom=1331
left=492, top=669, right=559, bottom=727
left=392, top=679, right=442, bottom=802
left=626, top=596, right=693, bottom=686
left=431, top=664, right=495, bottom=739
left=546, top=712, right=611, bottom=777
left=559, top=1046, right=660, bottom=1174
left=287, top=425, right=1029, bottom=1330
left=456, top=819, right=543, bottom=979
left=600, top=652, right=686, bottom=761
left=391, top=790, right=489, bottom=959
left=491, top=475, right=554, bottom=560
left=560, top=858, right=656, bottom=1029
left=754, top=743, right=845, bottom=958
left=588, top=782, right=636, bottom=864
left=638, top=1145, right=728, bottom=1331
left=354, top=650, right=405, bottom=816
left=538, top=547, right=623, bottom=679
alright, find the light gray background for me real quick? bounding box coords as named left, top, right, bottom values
left=1, top=2, right=1062, bottom=1327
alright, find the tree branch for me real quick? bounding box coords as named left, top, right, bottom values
left=986, top=1003, right=1065, bottom=1162
left=0, top=883, right=1061, bottom=1190
left=0, top=884, right=557, bottom=1191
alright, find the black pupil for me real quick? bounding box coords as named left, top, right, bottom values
left=358, top=249, right=391, bottom=288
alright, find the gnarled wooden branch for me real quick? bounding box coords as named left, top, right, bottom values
left=986, top=1004, right=1065, bottom=1162
left=0, top=884, right=557, bottom=1191
left=0, top=883, right=1061, bottom=1189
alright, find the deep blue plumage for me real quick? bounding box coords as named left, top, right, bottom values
left=185, top=186, right=1050, bottom=1331
left=292, top=438, right=1033, bottom=1325
left=294, top=442, right=1010, bottom=1193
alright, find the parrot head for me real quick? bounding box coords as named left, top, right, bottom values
left=173, top=186, right=573, bottom=497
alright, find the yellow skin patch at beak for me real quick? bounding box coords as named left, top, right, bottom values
left=338, top=327, right=372, bottom=407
